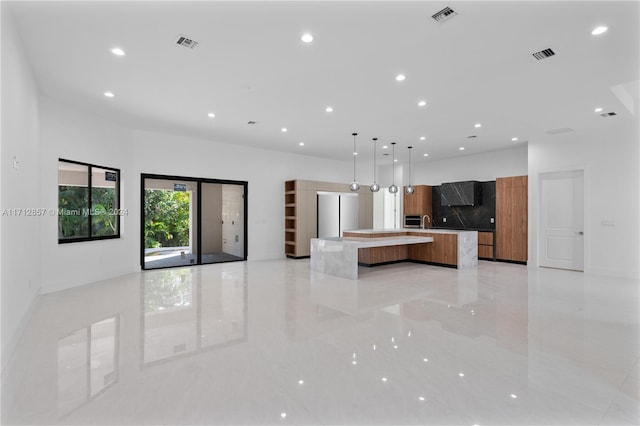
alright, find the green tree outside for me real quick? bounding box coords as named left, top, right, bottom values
left=144, top=189, right=191, bottom=249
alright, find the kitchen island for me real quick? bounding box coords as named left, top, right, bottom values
left=311, top=228, right=477, bottom=279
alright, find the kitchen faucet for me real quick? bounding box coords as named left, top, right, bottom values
left=422, top=214, right=431, bottom=229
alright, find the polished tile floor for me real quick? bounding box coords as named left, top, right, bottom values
left=2, top=260, right=639, bottom=425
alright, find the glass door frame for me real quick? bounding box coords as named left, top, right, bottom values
left=140, top=173, right=248, bottom=270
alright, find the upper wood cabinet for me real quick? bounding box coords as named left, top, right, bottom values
left=495, top=176, right=527, bottom=263
left=403, top=185, right=432, bottom=216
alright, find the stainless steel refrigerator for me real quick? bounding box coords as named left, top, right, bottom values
left=317, top=192, right=359, bottom=238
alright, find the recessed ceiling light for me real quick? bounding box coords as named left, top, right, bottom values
left=458, top=372, right=465, bottom=377
left=396, top=74, right=406, bottom=82
left=382, top=145, right=388, bottom=149
left=111, top=47, right=125, bottom=56
left=418, top=100, right=427, bottom=107
left=280, top=412, right=287, bottom=418
left=301, top=33, right=314, bottom=43
left=104, top=92, right=114, bottom=98
left=394, top=159, right=398, bottom=162
left=474, top=123, right=482, bottom=128
left=423, top=153, right=429, bottom=157
left=594, top=107, right=603, bottom=112
left=459, top=147, right=465, bottom=151
left=298, top=142, right=304, bottom=146
left=353, top=152, right=357, bottom=155
left=419, top=136, right=426, bottom=141
left=207, top=112, right=215, bottom=118
left=511, top=137, right=518, bottom=141
left=592, top=26, right=608, bottom=35
left=325, top=106, right=334, bottom=112
left=281, top=128, right=288, bottom=132
left=510, top=394, right=518, bottom=399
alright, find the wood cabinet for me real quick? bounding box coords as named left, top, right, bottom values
left=285, top=179, right=373, bottom=258
left=496, top=176, right=527, bottom=263
left=343, top=230, right=458, bottom=267
left=285, top=180, right=318, bottom=258
left=408, top=232, right=457, bottom=266
left=478, top=231, right=495, bottom=260
left=403, top=185, right=432, bottom=217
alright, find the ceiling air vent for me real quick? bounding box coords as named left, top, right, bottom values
left=545, top=127, right=573, bottom=135
left=432, top=7, right=458, bottom=23
left=176, top=35, right=198, bottom=49
left=600, top=112, right=617, bottom=117
left=532, top=48, right=555, bottom=60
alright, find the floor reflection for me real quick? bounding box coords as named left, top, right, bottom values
left=2, top=260, right=637, bottom=425
left=57, top=316, right=119, bottom=419
left=141, top=267, right=247, bottom=368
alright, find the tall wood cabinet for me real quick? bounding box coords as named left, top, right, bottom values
left=496, top=176, right=527, bottom=263
left=285, top=180, right=373, bottom=258
left=403, top=185, right=432, bottom=217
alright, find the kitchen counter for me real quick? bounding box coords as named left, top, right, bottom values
left=345, top=228, right=476, bottom=235
left=310, top=235, right=433, bottom=280
left=311, top=228, right=477, bottom=280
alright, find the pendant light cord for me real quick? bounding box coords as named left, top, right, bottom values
left=352, top=133, right=357, bottom=181
left=408, top=146, right=412, bottom=186
left=373, top=138, right=377, bottom=182
left=391, top=142, right=396, bottom=186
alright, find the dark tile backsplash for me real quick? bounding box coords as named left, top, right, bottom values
left=431, top=181, right=496, bottom=230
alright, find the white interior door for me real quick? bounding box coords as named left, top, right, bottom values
left=539, top=170, right=584, bottom=271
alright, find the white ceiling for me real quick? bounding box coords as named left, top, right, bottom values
left=7, top=1, right=640, bottom=164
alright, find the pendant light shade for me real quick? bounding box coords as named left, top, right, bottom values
left=370, top=138, right=380, bottom=192
left=405, top=146, right=414, bottom=195
left=349, top=133, right=360, bottom=191
left=388, top=142, right=398, bottom=194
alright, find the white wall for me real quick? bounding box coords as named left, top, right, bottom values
left=131, top=129, right=353, bottom=262
left=1, top=5, right=42, bottom=369
left=36, top=101, right=355, bottom=293
left=529, top=120, right=640, bottom=279
left=38, top=97, right=137, bottom=293
left=409, top=145, right=528, bottom=185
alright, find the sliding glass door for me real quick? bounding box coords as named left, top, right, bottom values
left=200, top=182, right=245, bottom=264
left=142, top=174, right=247, bottom=270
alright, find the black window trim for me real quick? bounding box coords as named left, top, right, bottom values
left=58, top=158, right=121, bottom=244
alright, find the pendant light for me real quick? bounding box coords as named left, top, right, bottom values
left=388, top=142, right=398, bottom=194
left=370, top=138, right=380, bottom=192
left=405, top=146, right=414, bottom=195
left=349, top=133, right=360, bottom=191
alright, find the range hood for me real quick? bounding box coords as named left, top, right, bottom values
left=440, top=181, right=482, bottom=206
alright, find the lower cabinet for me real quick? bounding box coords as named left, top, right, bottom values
left=350, top=232, right=458, bottom=267
left=408, top=233, right=457, bottom=266
left=477, top=231, right=495, bottom=260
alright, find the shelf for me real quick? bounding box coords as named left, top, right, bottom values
left=285, top=216, right=296, bottom=220
left=285, top=228, right=296, bottom=232
left=285, top=241, right=296, bottom=246
left=285, top=190, right=295, bottom=195
left=285, top=203, right=295, bottom=207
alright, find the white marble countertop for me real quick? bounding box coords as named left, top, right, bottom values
left=319, top=235, right=434, bottom=248
left=344, top=228, right=477, bottom=235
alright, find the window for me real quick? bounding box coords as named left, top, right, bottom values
left=58, top=159, right=120, bottom=243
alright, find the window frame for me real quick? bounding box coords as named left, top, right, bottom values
left=58, top=158, right=121, bottom=244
